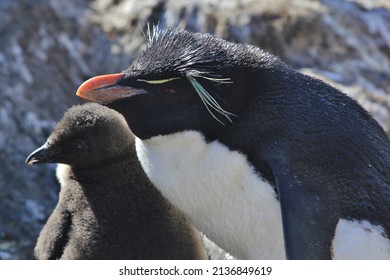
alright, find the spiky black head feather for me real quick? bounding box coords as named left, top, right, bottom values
left=128, top=28, right=279, bottom=80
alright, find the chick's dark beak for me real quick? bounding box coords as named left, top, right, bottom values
left=76, top=73, right=145, bottom=103
left=26, top=143, right=57, bottom=165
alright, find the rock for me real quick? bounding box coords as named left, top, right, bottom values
left=0, top=0, right=388, bottom=259
left=0, top=0, right=122, bottom=259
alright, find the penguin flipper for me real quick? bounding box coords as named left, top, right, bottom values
left=275, top=169, right=339, bottom=260
left=34, top=203, right=72, bottom=260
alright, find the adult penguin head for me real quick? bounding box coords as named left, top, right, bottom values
left=26, top=103, right=132, bottom=168
left=76, top=28, right=280, bottom=140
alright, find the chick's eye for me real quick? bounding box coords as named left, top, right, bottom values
left=73, top=140, right=86, bottom=151
left=74, top=143, right=82, bottom=150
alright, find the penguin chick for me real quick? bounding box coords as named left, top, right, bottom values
left=76, top=28, right=390, bottom=260
left=26, top=103, right=207, bottom=260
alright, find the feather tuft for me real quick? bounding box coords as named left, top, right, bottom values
left=187, top=75, right=236, bottom=125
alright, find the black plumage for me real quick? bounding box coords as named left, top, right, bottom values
left=26, top=103, right=207, bottom=260
left=76, top=28, right=390, bottom=259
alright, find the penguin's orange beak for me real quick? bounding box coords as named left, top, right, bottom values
left=76, top=73, right=145, bottom=103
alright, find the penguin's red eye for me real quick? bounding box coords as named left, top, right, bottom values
left=163, top=88, right=176, bottom=95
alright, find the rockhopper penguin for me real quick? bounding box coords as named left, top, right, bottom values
left=26, top=103, right=207, bottom=260
left=76, top=28, right=390, bottom=259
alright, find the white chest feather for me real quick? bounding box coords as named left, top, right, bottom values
left=135, top=130, right=285, bottom=259
left=56, top=164, right=71, bottom=186
left=332, top=219, right=390, bottom=259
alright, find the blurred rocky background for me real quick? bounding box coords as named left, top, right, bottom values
left=0, top=0, right=389, bottom=259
